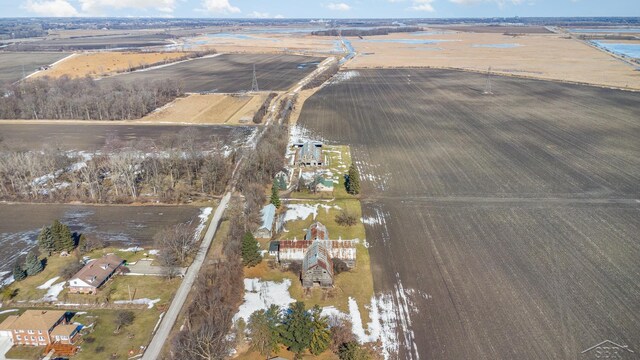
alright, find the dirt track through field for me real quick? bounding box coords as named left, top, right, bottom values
left=298, top=69, right=640, bottom=359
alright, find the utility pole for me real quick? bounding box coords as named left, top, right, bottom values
left=483, top=67, right=493, bottom=95
left=251, top=64, right=259, bottom=92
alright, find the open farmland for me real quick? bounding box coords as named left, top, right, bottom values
left=32, top=51, right=190, bottom=78
left=0, top=203, right=206, bottom=283
left=0, top=52, right=70, bottom=86
left=104, top=53, right=324, bottom=93
left=0, top=123, right=252, bottom=151
left=139, top=93, right=266, bottom=124
left=297, top=69, right=640, bottom=359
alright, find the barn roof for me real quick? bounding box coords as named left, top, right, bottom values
left=259, top=204, right=276, bottom=231
left=303, top=240, right=333, bottom=276
left=305, top=222, right=329, bottom=241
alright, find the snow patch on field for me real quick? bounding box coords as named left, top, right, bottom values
left=283, top=203, right=341, bottom=223
left=361, top=207, right=391, bottom=246
left=194, top=207, right=213, bottom=240
left=234, top=278, right=295, bottom=322
left=114, top=298, right=160, bottom=309
left=326, top=70, right=360, bottom=86
left=37, top=276, right=61, bottom=290
left=0, top=309, right=18, bottom=315
left=42, top=281, right=66, bottom=302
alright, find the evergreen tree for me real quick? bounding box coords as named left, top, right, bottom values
left=241, top=231, right=262, bottom=267
left=51, top=220, right=64, bottom=252
left=12, top=261, right=26, bottom=281
left=24, top=251, right=43, bottom=276
left=309, top=306, right=331, bottom=355
left=338, top=342, right=365, bottom=360
left=338, top=341, right=370, bottom=360
left=77, top=234, right=88, bottom=254
left=346, top=164, right=361, bottom=195
left=59, top=224, right=74, bottom=252
left=280, top=301, right=313, bottom=358
left=248, top=305, right=281, bottom=358
left=37, top=226, right=55, bottom=256
left=270, top=179, right=281, bottom=208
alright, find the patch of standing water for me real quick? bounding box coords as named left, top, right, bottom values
left=592, top=41, right=640, bottom=59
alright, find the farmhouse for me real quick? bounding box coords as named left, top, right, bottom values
left=293, top=141, right=323, bottom=166
left=68, top=254, right=124, bottom=294
left=254, top=204, right=276, bottom=239
left=0, top=310, right=79, bottom=346
left=314, top=176, right=334, bottom=192
left=302, top=241, right=334, bottom=288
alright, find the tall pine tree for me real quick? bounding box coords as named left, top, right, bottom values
left=280, top=301, right=313, bottom=359
left=241, top=231, right=262, bottom=267
left=59, top=224, right=74, bottom=252
left=346, top=163, right=361, bottom=195
left=270, top=179, right=281, bottom=208
left=248, top=305, right=281, bottom=358
left=37, top=226, right=55, bottom=256
left=25, top=251, right=43, bottom=276
left=309, top=306, right=331, bottom=355
left=12, top=261, right=26, bottom=281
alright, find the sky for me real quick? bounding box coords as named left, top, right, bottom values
left=3, top=0, right=639, bottom=19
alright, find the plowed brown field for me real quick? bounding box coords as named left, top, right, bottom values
left=297, top=69, right=640, bottom=359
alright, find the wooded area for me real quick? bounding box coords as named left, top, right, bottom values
left=0, top=129, right=234, bottom=203
left=0, top=76, right=183, bottom=120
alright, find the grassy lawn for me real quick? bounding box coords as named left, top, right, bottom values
left=6, top=246, right=155, bottom=302
left=4, top=345, right=45, bottom=360
left=57, top=274, right=179, bottom=306
left=74, top=309, right=160, bottom=360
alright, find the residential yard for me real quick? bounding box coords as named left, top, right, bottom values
left=4, top=246, right=179, bottom=308
left=74, top=309, right=160, bottom=360
left=234, top=345, right=339, bottom=360
left=4, top=345, right=44, bottom=360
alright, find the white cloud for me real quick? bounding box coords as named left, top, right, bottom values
left=326, top=2, right=351, bottom=11
left=78, top=0, right=177, bottom=15
left=23, top=0, right=79, bottom=16
left=248, top=11, right=270, bottom=18
left=449, top=0, right=525, bottom=5
left=410, top=0, right=435, bottom=11
left=201, top=0, right=240, bottom=14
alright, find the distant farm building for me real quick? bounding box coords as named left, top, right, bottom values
left=68, top=254, right=124, bottom=294
left=293, top=141, right=323, bottom=166
left=302, top=241, right=334, bottom=287
left=255, top=204, right=276, bottom=239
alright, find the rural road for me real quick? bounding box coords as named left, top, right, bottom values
left=142, top=192, right=231, bottom=360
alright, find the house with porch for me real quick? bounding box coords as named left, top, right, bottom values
left=0, top=310, right=79, bottom=346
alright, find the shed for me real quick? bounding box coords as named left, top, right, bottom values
left=269, top=241, right=280, bottom=257
left=254, top=204, right=276, bottom=239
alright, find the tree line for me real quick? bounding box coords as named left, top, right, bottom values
left=0, top=75, right=183, bottom=120
left=311, top=26, right=422, bottom=37
left=0, top=130, right=234, bottom=203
